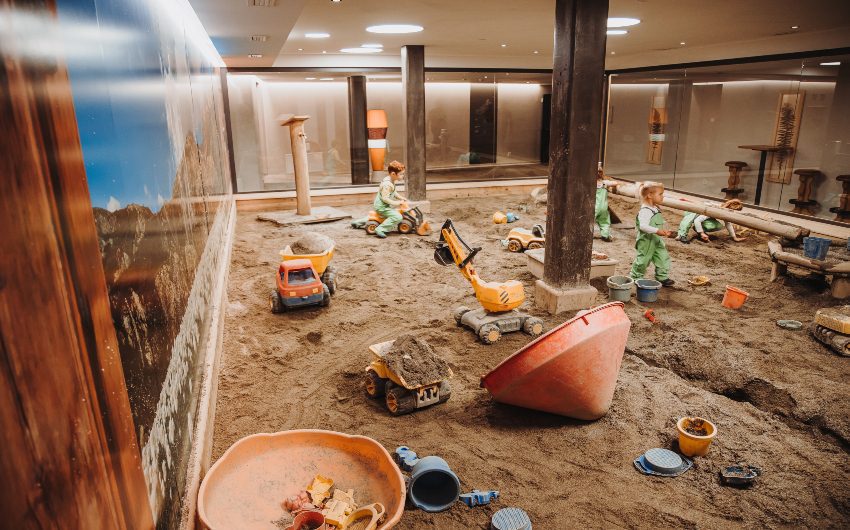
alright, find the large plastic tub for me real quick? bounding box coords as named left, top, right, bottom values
left=480, top=302, right=631, bottom=420
left=198, top=430, right=405, bottom=530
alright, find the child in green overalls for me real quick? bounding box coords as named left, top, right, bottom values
left=595, top=165, right=618, bottom=242
left=676, top=199, right=747, bottom=243
left=373, top=160, right=408, bottom=238
left=630, top=181, right=676, bottom=287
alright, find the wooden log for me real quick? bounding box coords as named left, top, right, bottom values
left=611, top=183, right=809, bottom=241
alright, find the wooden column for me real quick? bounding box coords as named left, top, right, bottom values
left=401, top=44, right=426, bottom=201
left=279, top=114, right=312, bottom=215
left=0, top=0, right=153, bottom=527
left=347, top=75, right=370, bottom=185
left=540, top=0, right=608, bottom=298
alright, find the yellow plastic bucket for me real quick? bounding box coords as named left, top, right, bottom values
left=676, top=417, right=717, bottom=457
left=493, top=212, right=507, bottom=224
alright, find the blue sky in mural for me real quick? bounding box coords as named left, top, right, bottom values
left=57, top=0, right=179, bottom=213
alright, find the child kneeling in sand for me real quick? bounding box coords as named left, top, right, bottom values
left=630, top=181, right=676, bottom=287
left=676, top=199, right=747, bottom=243
left=595, top=164, right=618, bottom=242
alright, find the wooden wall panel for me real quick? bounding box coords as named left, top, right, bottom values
left=0, top=0, right=154, bottom=528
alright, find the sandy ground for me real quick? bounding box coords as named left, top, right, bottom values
left=212, top=192, right=850, bottom=529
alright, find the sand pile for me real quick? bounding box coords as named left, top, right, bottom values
left=383, top=335, right=451, bottom=387
left=290, top=232, right=334, bottom=255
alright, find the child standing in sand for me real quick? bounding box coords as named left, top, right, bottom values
left=630, top=181, right=676, bottom=287
left=595, top=164, right=618, bottom=242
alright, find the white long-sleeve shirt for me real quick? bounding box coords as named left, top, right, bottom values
left=637, top=205, right=661, bottom=234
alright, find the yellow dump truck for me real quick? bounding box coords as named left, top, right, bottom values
left=281, top=244, right=338, bottom=295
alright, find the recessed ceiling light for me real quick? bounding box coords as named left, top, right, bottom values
left=297, top=48, right=303, bottom=51
left=680, top=41, right=686, bottom=45
left=322, top=50, right=327, bottom=54
left=340, top=47, right=382, bottom=54
left=791, top=25, right=799, bottom=29
left=306, top=32, right=330, bottom=39
left=248, top=54, right=263, bottom=58
left=305, top=77, right=316, bottom=80
left=525, top=81, right=530, bottom=84
left=607, top=30, right=628, bottom=35
left=607, top=17, right=640, bottom=28
left=500, top=43, right=507, bottom=47
left=362, top=43, right=383, bottom=48
left=320, top=78, right=334, bottom=81
left=484, top=75, right=488, bottom=78
left=610, top=51, right=616, bottom=55
left=533, top=50, right=539, bottom=54
left=821, top=61, right=841, bottom=66
left=366, top=24, right=423, bottom=34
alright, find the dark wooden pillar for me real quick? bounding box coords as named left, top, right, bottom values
left=401, top=44, right=426, bottom=201
left=347, top=75, right=370, bottom=185
left=542, top=0, right=609, bottom=289
left=0, top=1, right=153, bottom=527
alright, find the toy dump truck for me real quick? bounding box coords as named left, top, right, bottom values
left=270, top=258, right=330, bottom=312
left=364, top=339, right=452, bottom=415
left=504, top=224, right=545, bottom=252
left=281, top=243, right=337, bottom=295
left=811, top=305, right=850, bottom=356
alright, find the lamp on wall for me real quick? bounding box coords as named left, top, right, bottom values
left=367, top=109, right=388, bottom=172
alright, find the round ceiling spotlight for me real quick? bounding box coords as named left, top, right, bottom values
left=305, top=32, right=330, bottom=38
left=362, top=43, right=384, bottom=48
left=607, top=17, right=640, bottom=28
left=340, top=47, right=382, bottom=53
left=366, top=24, right=423, bottom=34
left=607, top=30, right=628, bottom=35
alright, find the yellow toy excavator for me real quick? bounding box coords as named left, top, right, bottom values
left=434, top=219, right=544, bottom=344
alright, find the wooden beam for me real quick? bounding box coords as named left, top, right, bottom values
left=0, top=1, right=153, bottom=527
left=347, top=75, right=370, bottom=185
left=401, top=45, right=426, bottom=201
left=543, top=0, right=609, bottom=288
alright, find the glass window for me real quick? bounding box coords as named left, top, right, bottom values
left=286, top=268, right=316, bottom=285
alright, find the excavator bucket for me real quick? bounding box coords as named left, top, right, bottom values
left=416, top=220, right=431, bottom=236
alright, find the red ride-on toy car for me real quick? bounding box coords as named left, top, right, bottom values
left=270, top=258, right=330, bottom=313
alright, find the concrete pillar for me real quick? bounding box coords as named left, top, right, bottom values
left=347, top=75, right=370, bottom=185
left=535, top=0, right=608, bottom=315
left=278, top=114, right=312, bottom=215
left=401, top=44, right=426, bottom=201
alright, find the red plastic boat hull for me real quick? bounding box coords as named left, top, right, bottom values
left=481, top=302, right=631, bottom=420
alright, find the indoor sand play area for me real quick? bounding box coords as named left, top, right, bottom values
left=209, top=192, right=850, bottom=529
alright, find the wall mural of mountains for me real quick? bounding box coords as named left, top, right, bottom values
left=57, top=0, right=232, bottom=527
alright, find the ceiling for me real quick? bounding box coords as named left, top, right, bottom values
left=188, top=0, right=850, bottom=70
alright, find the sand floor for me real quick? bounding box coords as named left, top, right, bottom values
left=212, top=192, right=850, bottom=529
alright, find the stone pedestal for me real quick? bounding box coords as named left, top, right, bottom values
left=789, top=168, right=821, bottom=215
left=534, top=280, right=597, bottom=315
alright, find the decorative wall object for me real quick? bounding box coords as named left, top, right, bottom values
left=56, top=0, right=232, bottom=526
left=367, top=109, right=388, bottom=171
left=766, top=91, right=805, bottom=184
left=646, top=95, right=667, bottom=164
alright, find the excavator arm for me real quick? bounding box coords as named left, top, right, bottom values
left=434, top=219, right=525, bottom=312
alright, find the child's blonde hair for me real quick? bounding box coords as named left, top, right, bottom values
left=721, top=198, right=743, bottom=211
left=638, top=181, right=664, bottom=201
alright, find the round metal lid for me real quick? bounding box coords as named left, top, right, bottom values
left=644, top=448, right=683, bottom=474
left=491, top=507, right=532, bottom=530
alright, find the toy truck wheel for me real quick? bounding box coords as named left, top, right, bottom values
left=385, top=387, right=416, bottom=416
left=438, top=380, right=452, bottom=403
left=398, top=221, right=413, bottom=234
left=454, top=306, right=471, bottom=325
left=523, top=317, right=544, bottom=337
left=365, top=370, right=386, bottom=398
left=479, top=323, right=501, bottom=344
left=528, top=241, right=543, bottom=250
left=320, top=284, right=331, bottom=307
left=507, top=239, right=522, bottom=253
left=323, top=272, right=338, bottom=295
left=365, top=221, right=379, bottom=235
left=269, top=290, right=284, bottom=313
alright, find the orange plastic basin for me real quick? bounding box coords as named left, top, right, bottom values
left=198, top=430, right=405, bottom=530
left=480, top=302, right=631, bottom=420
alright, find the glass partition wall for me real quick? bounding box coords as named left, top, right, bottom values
left=604, top=54, right=850, bottom=223
left=227, top=70, right=552, bottom=192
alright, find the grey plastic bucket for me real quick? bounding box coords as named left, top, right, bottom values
left=606, top=275, right=634, bottom=302
left=407, top=456, right=461, bottom=512
left=635, top=279, right=662, bottom=302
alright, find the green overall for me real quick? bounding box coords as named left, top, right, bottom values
left=373, top=178, right=402, bottom=235
left=595, top=187, right=611, bottom=238
left=676, top=212, right=723, bottom=239
left=630, top=208, right=671, bottom=281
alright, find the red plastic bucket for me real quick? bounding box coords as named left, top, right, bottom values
left=721, top=285, right=749, bottom=309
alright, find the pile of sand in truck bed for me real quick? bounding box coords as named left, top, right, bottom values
left=289, top=232, right=334, bottom=255
left=383, top=334, right=451, bottom=387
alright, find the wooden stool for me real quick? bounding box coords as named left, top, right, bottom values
left=789, top=169, right=821, bottom=215
left=829, top=174, right=850, bottom=222
left=722, top=161, right=748, bottom=199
